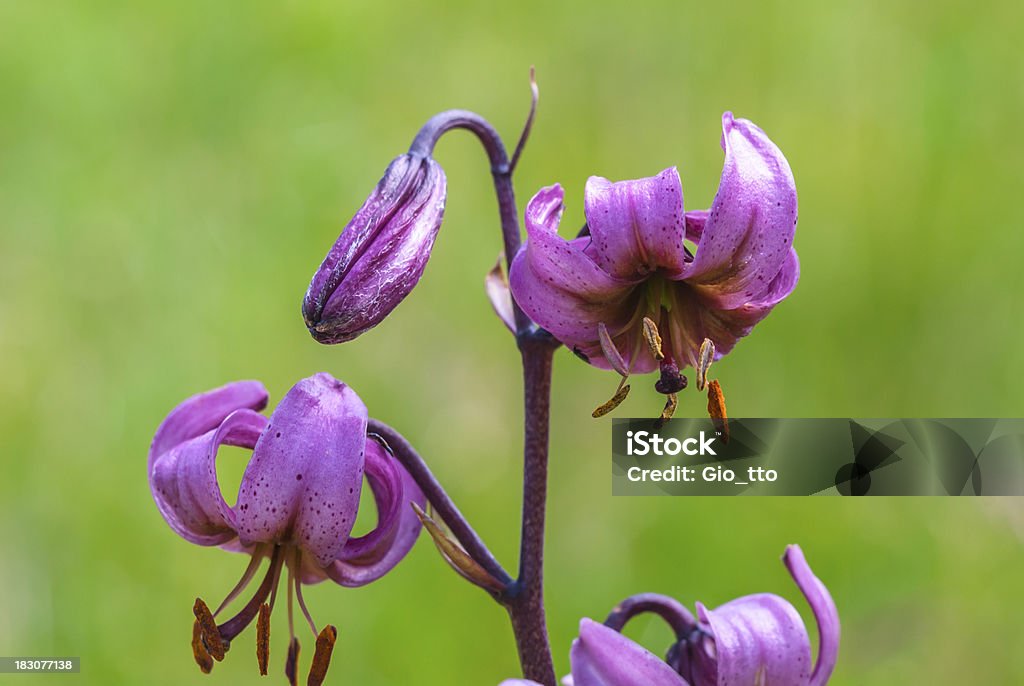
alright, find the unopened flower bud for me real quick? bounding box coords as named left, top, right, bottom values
left=303, top=153, right=446, bottom=343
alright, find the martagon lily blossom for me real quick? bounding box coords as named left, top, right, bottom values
left=508, top=112, right=799, bottom=419
left=500, top=545, right=838, bottom=686
left=148, top=373, right=425, bottom=685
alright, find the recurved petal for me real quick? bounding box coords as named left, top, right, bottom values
left=508, top=184, right=637, bottom=362
left=235, top=373, right=368, bottom=567
left=679, top=113, right=798, bottom=310
left=326, top=455, right=425, bottom=587
left=664, top=247, right=798, bottom=368
left=150, top=380, right=268, bottom=463
left=570, top=618, right=690, bottom=686
left=784, top=546, right=840, bottom=686
left=693, top=594, right=812, bottom=686
left=150, top=408, right=267, bottom=546
left=499, top=681, right=545, bottom=686
left=684, top=210, right=708, bottom=244
left=583, top=167, right=688, bottom=279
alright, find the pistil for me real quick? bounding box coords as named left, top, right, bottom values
left=216, top=545, right=285, bottom=643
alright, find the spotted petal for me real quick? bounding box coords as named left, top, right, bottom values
left=508, top=184, right=639, bottom=368
left=570, top=618, right=690, bottom=686
left=583, top=167, right=688, bottom=279
left=148, top=381, right=269, bottom=546
left=693, top=595, right=812, bottom=686
left=663, top=248, right=799, bottom=366
left=677, top=113, right=798, bottom=310
left=234, top=373, right=367, bottom=568
left=784, top=546, right=840, bottom=686
left=325, top=439, right=426, bottom=587
left=689, top=545, right=839, bottom=686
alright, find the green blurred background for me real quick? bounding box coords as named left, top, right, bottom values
left=2, top=0, right=1022, bottom=684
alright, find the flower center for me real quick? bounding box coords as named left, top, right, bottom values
left=190, top=543, right=338, bottom=685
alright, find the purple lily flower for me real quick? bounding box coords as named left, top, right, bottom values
left=508, top=113, right=798, bottom=415
left=672, top=545, right=840, bottom=686
left=148, top=373, right=425, bottom=684
left=499, top=545, right=838, bottom=686
left=303, top=152, right=446, bottom=344
left=497, top=620, right=689, bottom=686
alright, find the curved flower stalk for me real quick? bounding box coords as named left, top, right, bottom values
left=508, top=112, right=798, bottom=418
left=303, top=153, right=447, bottom=344
left=501, top=545, right=839, bottom=686
left=148, top=374, right=425, bottom=684
left=297, top=78, right=562, bottom=685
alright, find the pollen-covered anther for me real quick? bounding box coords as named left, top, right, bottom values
left=307, top=625, right=338, bottom=686
left=641, top=317, right=664, bottom=361
left=256, top=603, right=270, bottom=676
left=658, top=393, right=678, bottom=425
left=191, top=619, right=214, bottom=674
left=193, top=597, right=227, bottom=661
left=592, top=380, right=630, bottom=418
left=697, top=338, right=716, bottom=391
left=707, top=379, right=729, bottom=444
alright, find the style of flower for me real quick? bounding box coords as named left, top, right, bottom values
left=148, top=373, right=424, bottom=685
left=303, top=152, right=447, bottom=344
left=499, top=545, right=839, bottom=686
left=508, top=112, right=799, bottom=418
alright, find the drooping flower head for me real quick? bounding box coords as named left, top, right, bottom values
left=303, top=152, right=446, bottom=344
left=508, top=113, right=798, bottom=418
left=148, top=373, right=425, bottom=684
left=500, top=545, right=839, bottom=686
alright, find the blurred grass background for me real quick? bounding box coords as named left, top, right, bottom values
left=1, top=0, right=1023, bottom=684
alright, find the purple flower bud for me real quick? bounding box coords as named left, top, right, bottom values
left=303, top=153, right=447, bottom=343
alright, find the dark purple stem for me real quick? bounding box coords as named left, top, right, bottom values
left=409, top=110, right=531, bottom=335
left=409, top=107, right=559, bottom=685
left=366, top=418, right=512, bottom=586
left=506, top=338, right=557, bottom=685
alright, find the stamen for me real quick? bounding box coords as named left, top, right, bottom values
left=657, top=393, right=678, bottom=426
left=256, top=603, right=270, bottom=676
left=642, top=317, right=664, bottom=360
left=307, top=625, right=338, bottom=686
left=285, top=637, right=300, bottom=686
left=193, top=598, right=227, bottom=661
left=292, top=550, right=318, bottom=637
left=191, top=618, right=214, bottom=673
left=597, top=322, right=629, bottom=377
left=592, top=380, right=630, bottom=418
left=655, top=359, right=687, bottom=395
left=214, top=546, right=266, bottom=616
left=217, top=545, right=285, bottom=643
left=286, top=555, right=295, bottom=640
left=707, top=379, right=729, bottom=444
left=696, top=338, right=715, bottom=392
